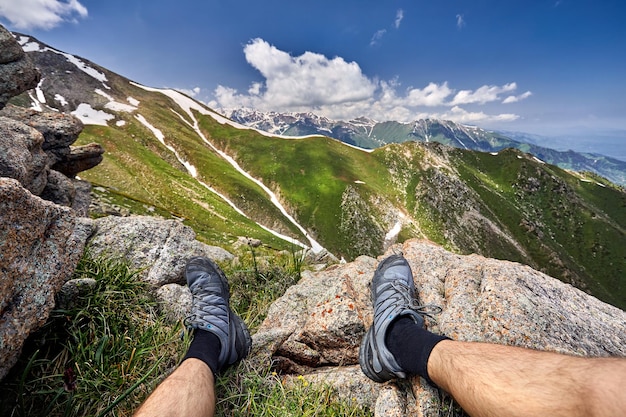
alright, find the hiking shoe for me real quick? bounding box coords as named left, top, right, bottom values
left=184, top=256, right=252, bottom=372
left=359, top=254, right=432, bottom=382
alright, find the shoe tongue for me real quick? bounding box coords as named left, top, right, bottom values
left=384, top=265, right=412, bottom=282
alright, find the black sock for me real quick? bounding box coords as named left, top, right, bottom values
left=182, top=329, right=221, bottom=376
left=386, top=316, right=450, bottom=385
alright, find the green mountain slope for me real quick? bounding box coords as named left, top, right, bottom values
left=13, top=33, right=626, bottom=310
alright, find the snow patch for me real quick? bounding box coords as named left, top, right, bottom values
left=385, top=212, right=405, bottom=242
left=35, top=79, right=46, bottom=103
left=354, top=180, right=366, bottom=184
left=105, top=101, right=137, bottom=112
left=135, top=114, right=197, bottom=177
left=533, top=156, right=546, bottom=164
left=54, top=94, right=68, bottom=106
left=28, top=92, right=43, bottom=111
left=116, top=120, right=126, bottom=127
left=127, top=97, right=140, bottom=106
left=132, top=82, right=326, bottom=253
left=72, top=103, right=114, bottom=126
left=95, top=88, right=114, bottom=101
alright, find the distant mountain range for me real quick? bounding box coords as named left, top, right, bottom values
left=224, top=108, right=626, bottom=186
left=9, top=32, right=626, bottom=310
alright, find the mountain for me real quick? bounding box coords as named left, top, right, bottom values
left=9, top=32, right=626, bottom=310
left=225, top=108, right=626, bottom=186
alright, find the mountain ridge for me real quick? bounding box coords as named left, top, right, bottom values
left=9, top=31, right=626, bottom=310
left=225, top=108, right=626, bottom=186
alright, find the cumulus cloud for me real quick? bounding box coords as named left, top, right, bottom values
left=451, top=83, right=517, bottom=105
left=240, top=38, right=376, bottom=108
left=394, top=9, right=404, bottom=29
left=456, top=14, right=465, bottom=29
left=0, top=0, right=87, bottom=30
left=212, top=39, right=529, bottom=126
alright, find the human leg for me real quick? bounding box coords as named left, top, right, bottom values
left=359, top=254, right=626, bottom=417
left=134, top=257, right=251, bottom=417
left=428, top=340, right=626, bottom=417
left=134, top=358, right=215, bottom=417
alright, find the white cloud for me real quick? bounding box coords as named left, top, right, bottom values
left=451, top=83, right=517, bottom=105
left=0, top=0, right=87, bottom=30
left=213, top=39, right=530, bottom=126
left=394, top=9, right=404, bottom=29
left=370, top=29, right=387, bottom=46
left=239, top=38, right=376, bottom=108
left=456, top=14, right=465, bottom=29
left=175, top=87, right=202, bottom=98
left=502, top=91, right=533, bottom=104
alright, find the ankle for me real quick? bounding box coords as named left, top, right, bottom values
left=182, top=329, right=221, bottom=376
left=386, top=316, right=449, bottom=384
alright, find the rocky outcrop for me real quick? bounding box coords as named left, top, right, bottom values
left=0, top=178, right=94, bottom=380
left=250, top=239, right=626, bottom=416
left=0, top=26, right=39, bottom=109
left=0, top=25, right=104, bottom=211
left=0, top=116, right=49, bottom=194
left=87, top=215, right=234, bottom=286
left=0, top=24, right=104, bottom=381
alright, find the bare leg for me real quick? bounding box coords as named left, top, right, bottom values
left=134, top=359, right=215, bottom=417
left=428, top=340, right=626, bottom=417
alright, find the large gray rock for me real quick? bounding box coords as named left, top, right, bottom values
left=0, top=178, right=94, bottom=380
left=52, top=142, right=104, bottom=178
left=0, top=104, right=84, bottom=165
left=87, top=215, right=234, bottom=286
left=0, top=116, right=49, bottom=194
left=252, top=239, right=626, bottom=416
left=0, top=26, right=39, bottom=109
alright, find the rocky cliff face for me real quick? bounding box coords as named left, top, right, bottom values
left=0, top=24, right=103, bottom=379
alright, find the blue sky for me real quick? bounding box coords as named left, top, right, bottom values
left=1, top=0, right=625, bottom=142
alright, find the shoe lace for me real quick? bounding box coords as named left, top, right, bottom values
left=391, top=280, right=443, bottom=319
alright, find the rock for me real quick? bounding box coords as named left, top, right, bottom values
left=0, top=116, right=49, bottom=194
left=57, top=278, right=97, bottom=310
left=87, top=215, right=234, bottom=286
left=252, top=239, right=626, bottom=416
left=0, top=178, right=94, bottom=380
left=156, top=284, right=192, bottom=322
left=0, top=104, right=83, bottom=165
left=71, top=178, right=92, bottom=217
left=40, top=169, right=75, bottom=207
left=0, top=26, right=24, bottom=64
left=0, top=26, right=40, bottom=109
left=52, top=143, right=105, bottom=178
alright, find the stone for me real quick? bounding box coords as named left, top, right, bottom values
left=0, top=26, right=24, bottom=64
left=52, top=142, right=104, bottom=178
left=71, top=178, right=92, bottom=217
left=252, top=239, right=626, bottom=416
left=0, top=26, right=39, bottom=109
left=40, top=169, right=75, bottom=207
left=0, top=116, right=49, bottom=194
left=0, top=104, right=83, bottom=165
left=156, top=283, right=192, bottom=323
left=0, top=178, right=94, bottom=380
left=87, top=215, right=234, bottom=286
left=57, top=278, right=97, bottom=310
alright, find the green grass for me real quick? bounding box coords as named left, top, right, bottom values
left=0, top=253, right=187, bottom=416
left=0, top=250, right=371, bottom=417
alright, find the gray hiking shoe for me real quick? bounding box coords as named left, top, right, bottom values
left=359, top=253, right=433, bottom=382
left=184, top=256, right=252, bottom=372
